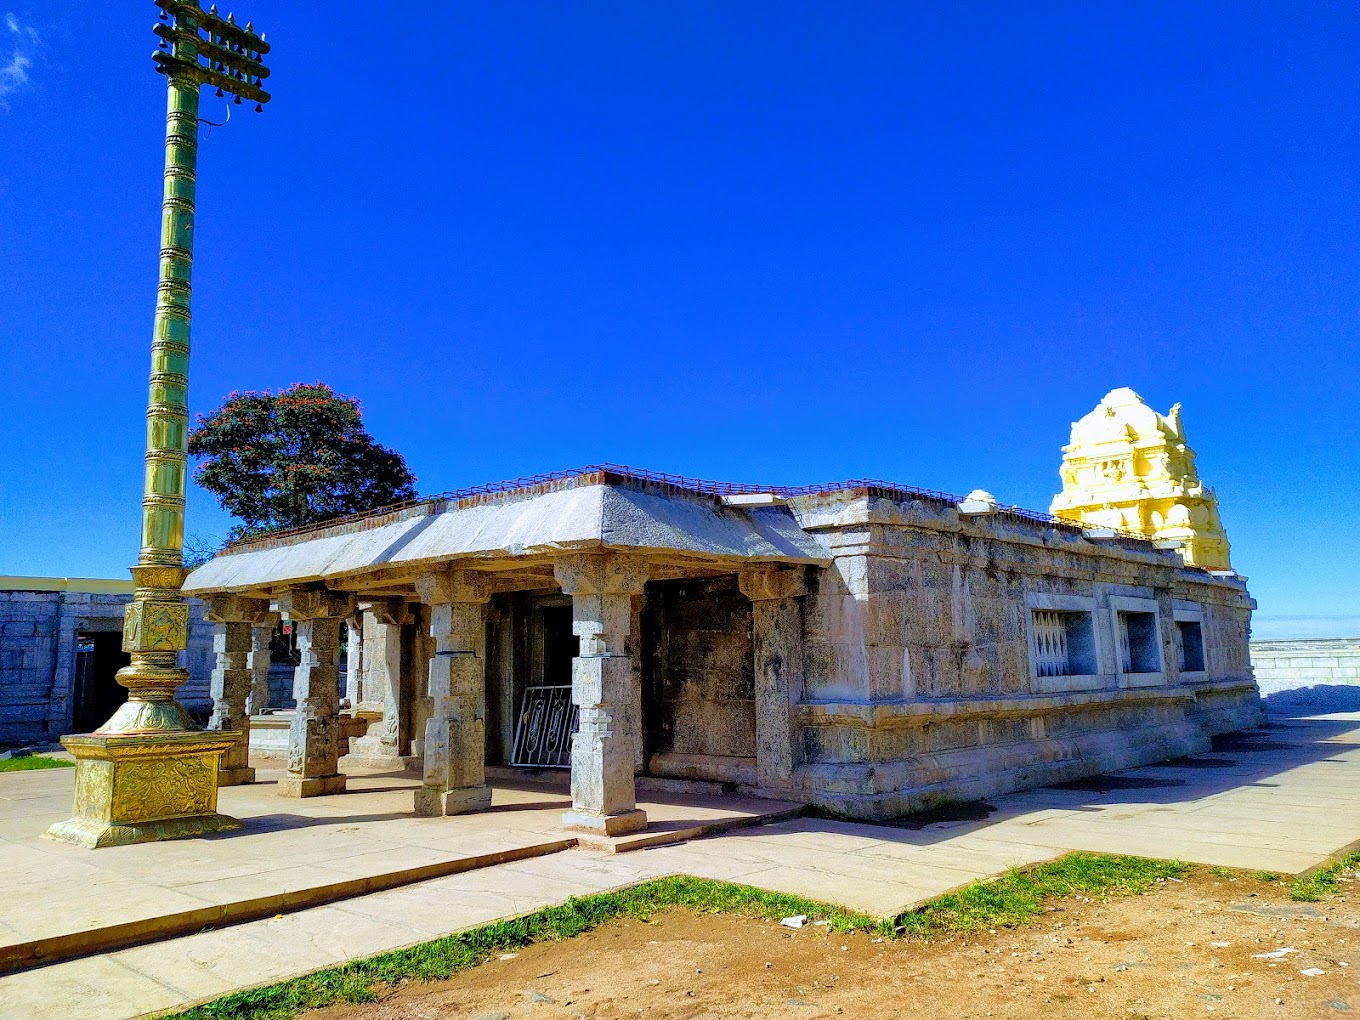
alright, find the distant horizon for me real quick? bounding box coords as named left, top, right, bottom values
left=1251, top=616, right=1360, bottom=641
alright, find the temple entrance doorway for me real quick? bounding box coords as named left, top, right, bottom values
left=72, top=630, right=130, bottom=733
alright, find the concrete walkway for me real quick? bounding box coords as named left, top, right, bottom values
left=4, top=709, right=1359, bottom=1020
left=0, top=762, right=795, bottom=967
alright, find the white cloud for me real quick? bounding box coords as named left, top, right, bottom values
left=0, top=51, right=28, bottom=96
left=0, top=12, right=38, bottom=108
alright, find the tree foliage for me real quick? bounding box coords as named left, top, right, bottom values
left=188, top=383, right=417, bottom=541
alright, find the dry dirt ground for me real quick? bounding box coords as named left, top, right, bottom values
left=312, top=870, right=1360, bottom=1020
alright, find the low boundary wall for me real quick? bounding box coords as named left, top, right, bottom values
left=1250, top=638, right=1360, bottom=686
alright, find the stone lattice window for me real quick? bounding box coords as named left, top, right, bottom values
left=1033, top=611, right=1070, bottom=677
left=1031, top=610, right=1097, bottom=677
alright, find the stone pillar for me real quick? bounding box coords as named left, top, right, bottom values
left=740, top=568, right=808, bottom=791
left=554, top=554, right=649, bottom=836
left=203, top=596, right=271, bottom=786
left=344, top=615, right=362, bottom=706
left=413, top=571, right=492, bottom=816
left=276, top=588, right=355, bottom=797
left=246, top=615, right=276, bottom=715
left=347, top=599, right=417, bottom=770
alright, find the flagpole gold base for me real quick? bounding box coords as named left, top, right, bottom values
left=44, top=730, right=241, bottom=849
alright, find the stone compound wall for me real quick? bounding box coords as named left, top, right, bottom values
left=1250, top=639, right=1360, bottom=688
left=0, top=586, right=214, bottom=746
left=784, top=491, right=1261, bottom=819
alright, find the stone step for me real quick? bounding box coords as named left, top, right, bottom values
left=0, top=835, right=576, bottom=976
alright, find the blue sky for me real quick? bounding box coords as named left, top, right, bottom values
left=0, top=3, right=1357, bottom=636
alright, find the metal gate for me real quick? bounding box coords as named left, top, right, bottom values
left=510, top=685, right=577, bottom=768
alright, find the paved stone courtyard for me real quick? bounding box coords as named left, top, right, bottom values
left=3, top=701, right=1359, bottom=1020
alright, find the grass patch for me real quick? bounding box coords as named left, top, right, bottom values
left=163, top=853, right=1185, bottom=1020
left=1252, top=870, right=1281, bottom=883
left=165, top=877, right=878, bottom=1020
left=0, top=754, right=72, bottom=772
left=1289, top=851, right=1360, bottom=902
left=1208, top=866, right=1234, bottom=879
left=894, top=852, right=1188, bottom=937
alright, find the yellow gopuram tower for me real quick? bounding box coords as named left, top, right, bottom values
left=1050, top=387, right=1232, bottom=570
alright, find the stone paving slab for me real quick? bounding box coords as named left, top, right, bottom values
left=0, top=763, right=794, bottom=967
left=5, top=711, right=1360, bottom=1020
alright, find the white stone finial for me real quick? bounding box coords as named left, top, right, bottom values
left=958, top=489, right=1000, bottom=515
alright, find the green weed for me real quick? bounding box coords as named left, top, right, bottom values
left=893, top=852, right=1188, bottom=937
left=0, top=754, right=72, bottom=772
left=1289, top=851, right=1360, bottom=902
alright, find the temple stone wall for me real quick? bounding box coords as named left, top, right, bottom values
left=786, top=491, right=1260, bottom=818
left=0, top=584, right=214, bottom=746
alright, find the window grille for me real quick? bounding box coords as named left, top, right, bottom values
left=511, top=685, right=577, bottom=768
left=1033, top=610, right=1071, bottom=677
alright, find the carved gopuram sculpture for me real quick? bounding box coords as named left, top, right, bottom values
left=1050, top=387, right=1232, bottom=570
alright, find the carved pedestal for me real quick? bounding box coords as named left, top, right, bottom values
left=46, top=565, right=242, bottom=848
left=45, top=732, right=240, bottom=848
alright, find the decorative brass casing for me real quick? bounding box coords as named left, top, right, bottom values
left=44, top=732, right=241, bottom=848
left=47, top=2, right=272, bottom=848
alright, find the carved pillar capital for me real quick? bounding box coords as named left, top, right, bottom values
left=363, top=596, right=415, bottom=627
left=738, top=567, right=809, bottom=602
left=277, top=587, right=355, bottom=622
left=554, top=553, right=650, bottom=597
left=415, top=569, right=493, bottom=606
left=202, top=594, right=272, bottom=625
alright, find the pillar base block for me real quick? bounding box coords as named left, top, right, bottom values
left=561, top=808, right=648, bottom=837
left=413, top=783, right=492, bottom=816
left=44, top=730, right=240, bottom=849
left=276, top=773, right=346, bottom=798
left=216, top=766, right=256, bottom=787
left=339, top=752, right=422, bottom=774
left=442, top=784, right=492, bottom=816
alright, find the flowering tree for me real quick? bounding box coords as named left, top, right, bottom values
left=188, top=382, right=417, bottom=542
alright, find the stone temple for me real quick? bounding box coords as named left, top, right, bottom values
left=184, top=454, right=1261, bottom=830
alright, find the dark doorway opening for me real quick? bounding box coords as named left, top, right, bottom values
left=641, top=574, right=756, bottom=783
left=73, top=632, right=130, bottom=733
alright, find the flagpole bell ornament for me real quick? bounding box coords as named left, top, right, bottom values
left=45, top=0, right=274, bottom=849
